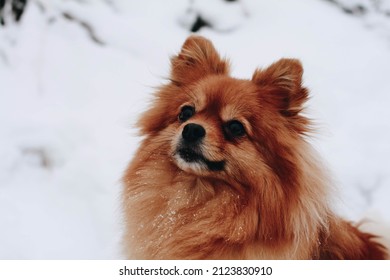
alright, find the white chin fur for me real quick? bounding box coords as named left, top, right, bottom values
left=174, top=154, right=207, bottom=173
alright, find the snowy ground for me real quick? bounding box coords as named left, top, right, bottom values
left=1, top=0, right=390, bottom=259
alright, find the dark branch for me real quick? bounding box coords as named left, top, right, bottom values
left=62, top=11, right=105, bottom=46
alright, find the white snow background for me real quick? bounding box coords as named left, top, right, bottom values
left=1, top=0, right=390, bottom=259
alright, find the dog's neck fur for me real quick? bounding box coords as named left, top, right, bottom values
left=122, top=139, right=336, bottom=259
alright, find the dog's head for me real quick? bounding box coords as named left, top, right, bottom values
left=128, top=37, right=332, bottom=254
left=138, top=36, right=309, bottom=188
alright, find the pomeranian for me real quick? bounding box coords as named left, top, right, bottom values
left=122, top=35, right=388, bottom=259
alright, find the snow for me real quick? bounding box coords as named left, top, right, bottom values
left=1, top=0, right=389, bottom=259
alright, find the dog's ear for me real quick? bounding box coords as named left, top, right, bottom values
left=252, top=59, right=308, bottom=117
left=170, top=36, right=230, bottom=86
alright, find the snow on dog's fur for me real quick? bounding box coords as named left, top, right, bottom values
left=122, top=36, right=388, bottom=259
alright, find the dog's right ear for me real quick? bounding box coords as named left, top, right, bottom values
left=170, top=36, right=230, bottom=86
left=252, top=58, right=308, bottom=117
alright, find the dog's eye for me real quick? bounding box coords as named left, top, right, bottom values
left=226, top=120, right=246, bottom=138
left=179, top=106, right=195, bottom=122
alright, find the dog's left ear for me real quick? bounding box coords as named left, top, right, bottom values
left=170, top=36, right=230, bottom=86
left=252, top=58, right=308, bottom=117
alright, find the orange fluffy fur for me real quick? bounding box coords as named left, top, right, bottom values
left=122, top=36, right=388, bottom=259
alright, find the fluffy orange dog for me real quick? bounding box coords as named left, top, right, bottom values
left=122, top=36, right=388, bottom=259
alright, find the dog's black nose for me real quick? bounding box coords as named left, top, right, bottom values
left=182, top=123, right=205, bottom=143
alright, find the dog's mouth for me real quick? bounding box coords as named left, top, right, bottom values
left=176, top=148, right=225, bottom=172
